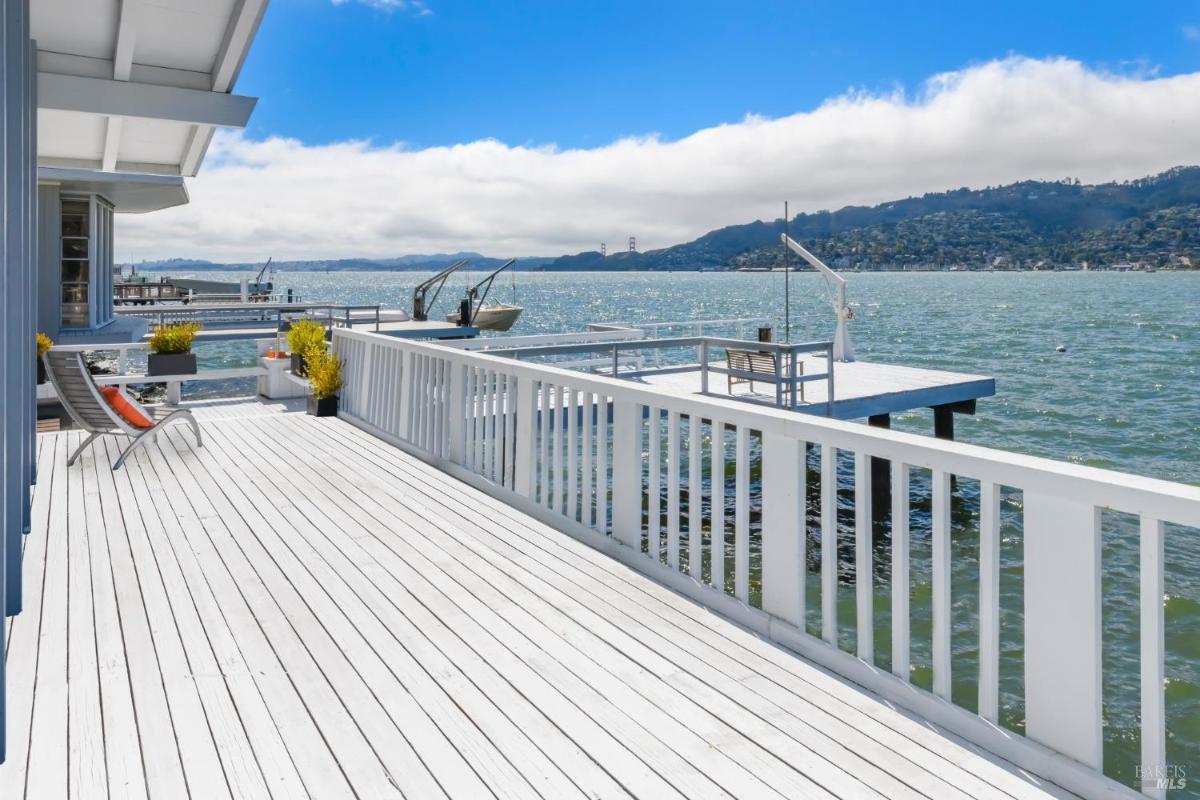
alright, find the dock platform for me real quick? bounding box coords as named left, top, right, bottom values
left=636, top=355, right=996, bottom=420
left=2, top=398, right=1067, bottom=799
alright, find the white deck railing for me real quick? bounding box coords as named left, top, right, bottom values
left=332, top=327, right=1198, bottom=800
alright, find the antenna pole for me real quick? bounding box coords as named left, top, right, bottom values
left=784, top=201, right=790, bottom=342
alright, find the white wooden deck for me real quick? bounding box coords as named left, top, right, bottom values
left=638, top=356, right=995, bottom=419
left=2, top=398, right=1072, bottom=799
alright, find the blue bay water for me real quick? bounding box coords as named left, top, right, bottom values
left=187, top=269, right=1199, bottom=790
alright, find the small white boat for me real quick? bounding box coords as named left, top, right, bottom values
left=447, top=302, right=523, bottom=332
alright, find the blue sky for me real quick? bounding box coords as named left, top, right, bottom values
left=125, top=2, right=1200, bottom=260
left=237, top=0, right=1200, bottom=149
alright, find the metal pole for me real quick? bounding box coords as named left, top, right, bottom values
left=700, top=340, right=709, bottom=394
left=612, top=344, right=619, bottom=376
left=826, top=345, right=835, bottom=417
left=790, top=349, right=798, bottom=407
left=784, top=201, right=790, bottom=343
left=775, top=351, right=783, bottom=407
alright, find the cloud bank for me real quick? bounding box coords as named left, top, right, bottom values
left=119, top=57, right=1200, bottom=262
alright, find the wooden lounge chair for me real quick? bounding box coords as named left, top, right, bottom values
left=43, top=349, right=203, bottom=470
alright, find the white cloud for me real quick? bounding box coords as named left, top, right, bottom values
left=118, top=57, right=1200, bottom=262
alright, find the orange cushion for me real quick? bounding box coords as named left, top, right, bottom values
left=99, top=386, right=155, bottom=429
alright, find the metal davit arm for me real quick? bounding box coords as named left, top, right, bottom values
left=781, top=234, right=856, bottom=362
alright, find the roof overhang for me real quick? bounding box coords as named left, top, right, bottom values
left=38, top=166, right=189, bottom=213
left=33, top=0, right=268, bottom=179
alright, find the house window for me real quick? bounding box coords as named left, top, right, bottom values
left=60, top=197, right=90, bottom=328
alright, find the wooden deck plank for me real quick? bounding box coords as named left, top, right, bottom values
left=127, top=438, right=393, bottom=800
left=252, top=420, right=847, bottom=799
left=80, top=445, right=149, bottom=800
left=201, top=422, right=691, bottom=796
left=3, top=398, right=1075, bottom=800
left=183, top=426, right=596, bottom=800
left=3, top=437, right=58, bottom=800
left=325, top=417, right=1075, bottom=800
left=160, top=428, right=508, bottom=800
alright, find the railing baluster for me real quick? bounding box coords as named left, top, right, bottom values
left=734, top=425, right=749, bottom=603
left=513, top=375, right=535, bottom=498
left=483, top=371, right=494, bottom=480
left=552, top=384, right=564, bottom=514
left=979, top=480, right=1000, bottom=722
left=465, top=367, right=477, bottom=471
left=891, top=461, right=910, bottom=681
left=820, top=444, right=837, bottom=645
left=491, top=371, right=503, bottom=482
left=854, top=451, right=873, bottom=662
left=582, top=391, right=594, bottom=527
left=1140, top=516, right=1166, bottom=800
left=566, top=387, right=578, bottom=521
left=689, top=414, right=703, bottom=580
left=505, top=374, right=517, bottom=490
left=596, top=395, right=608, bottom=533
left=932, top=468, right=952, bottom=701
left=762, top=434, right=803, bottom=626
left=539, top=382, right=550, bottom=507
left=611, top=398, right=641, bottom=548
left=648, top=407, right=661, bottom=561
left=667, top=410, right=680, bottom=568
left=710, top=419, right=724, bottom=590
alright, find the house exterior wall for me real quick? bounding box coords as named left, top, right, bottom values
left=36, top=182, right=59, bottom=338
left=1, top=0, right=36, bottom=766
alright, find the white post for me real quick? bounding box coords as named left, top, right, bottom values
left=447, top=362, right=465, bottom=464
left=610, top=398, right=642, bottom=549
left=239, top=278, right=249, bottom=304
left=1140, top=516, right=1166, bottom=800
left=854, top=451, right=873, bottom=662
left=1023, top=493, right=1103, bottom=769
left=761, top=434, right=804, bottom=627
left=513, top=376, right=536, bottom=499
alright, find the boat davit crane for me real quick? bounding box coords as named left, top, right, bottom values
left=412, top=259, right=469, bottom=321
left=780, top=234, right=856, bottom=362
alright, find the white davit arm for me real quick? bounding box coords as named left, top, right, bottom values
left=780, top=234, right=856, bottom=362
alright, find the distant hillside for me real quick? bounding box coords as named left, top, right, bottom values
left=545, top=166, right=1200, bottom=271
left=129, top=252, right=557, bottom=272
left=133, top=167, right=1200, bottom=273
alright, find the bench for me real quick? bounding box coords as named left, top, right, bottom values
left=725, top=348, right=803, bottom=400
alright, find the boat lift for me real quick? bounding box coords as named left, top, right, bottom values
left=412, top=259, right=469, bottom=321
left=781, top=234, right=856, bottom=362
left=460, top=258, right=516, bottom=325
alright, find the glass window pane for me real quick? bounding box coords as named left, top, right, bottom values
left=61, top=303, right=89, bottom=328
left=61, top=260, right=89, bottom=282
left=61, top=284, right=89, bottom=304
left=61, top=213, right=88, bottom=237
left=62, top=237, right=88, bottom=259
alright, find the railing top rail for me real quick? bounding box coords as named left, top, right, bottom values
left=591, top=317, right=773, bottom=331
left=486, top=335, right=832, bottom=359
left=114, top=302, right=382, bottom=315
left=333, top=327, right=1200, bottom=527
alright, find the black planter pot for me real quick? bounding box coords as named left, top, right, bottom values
left=37, top=358, right=46, bottom=385
left=291, top=352, right=307, bottom=377
left=147, top=352, right=197, bottom=376
left=307, top=395, right=338, bottom=417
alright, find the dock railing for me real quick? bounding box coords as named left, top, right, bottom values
left=332, top=327, right=1198, bottom=800
left=114, top=302, right=382, bottom=333
left=485, top=335, right=835, bottom=413
left=46, top=342, right=264, bottom=404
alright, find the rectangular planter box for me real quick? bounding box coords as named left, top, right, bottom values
left=147, top=352, right=197, bottom=376
left=37, top=357, right=46, bottom=385
left=307, top=395, right=338, bottom=417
